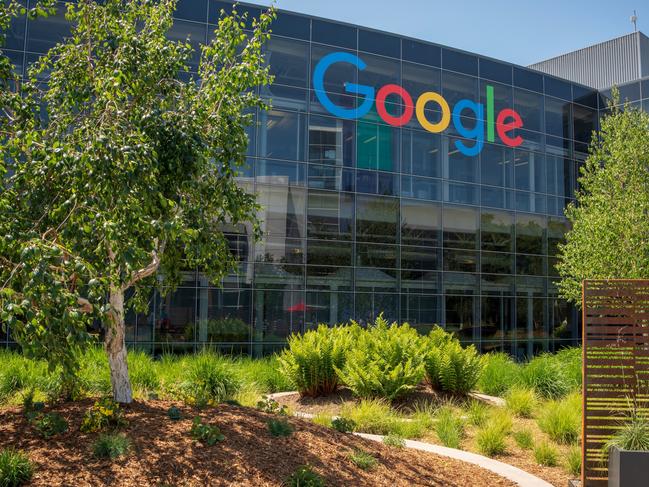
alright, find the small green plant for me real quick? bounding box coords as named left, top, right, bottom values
left=489, top=408, right=513, bottom=435
left=287, top=465, right=326, bottom=487
left=80, top=398, right=125, bottom=433
left=348, top=448, right=378, bottom=471
left=566, top=446, right=581, bottom=477
left=0, top=449, right=33, bottom=487
left=505, top=386, right=537, bottom=418
left=92, top=433, right=131, bottom=459
left=476, top=425, right=507, bottom=457
left=256, top=396, right=288, bottom=415
left=279, top=325, right=354, bottom=397
left=311, top=412, right=333, bottom=428
left=466, top=400, right=489, bottom=427
left=477, top=352, right=521, bottom=396
left=34, top=412, right=68, bottom=438
left=426, top=340, right=483, bottom=395
left=331, top=417, right=356, bottom=433
left=267, top=418, right=293, bottom=437
left=190, top=417, right=225, bottom=446
left=336, top=316, right=426, bottom=400
left=534, top=441, right=558, bottom=467
left=513, top=429, right=534, bottom=450
left=180, top=351, right=241, bottom=406
left=537, top=393, right=581, bottom=444
left=383, top=433, right=405, bottom=448
left=434, top=407, right=464, bottom=449
left=339, top=399, right=397, bottom=436
left=602, top=409, right=649, bottom=453
left=520, top=353, right=573, bottom=400
left=167, top=406, right=182, bottom=421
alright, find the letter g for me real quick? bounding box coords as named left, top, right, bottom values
left=313, top=52, right=375, bottom=119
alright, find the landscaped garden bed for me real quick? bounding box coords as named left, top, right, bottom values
left=0, top=398, right=516, bottom=486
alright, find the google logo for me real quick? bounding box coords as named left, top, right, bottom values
left=313, top=52, right=524, bottom=157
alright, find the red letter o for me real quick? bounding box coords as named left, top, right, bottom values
left=376, top=84, right=414, bottom=127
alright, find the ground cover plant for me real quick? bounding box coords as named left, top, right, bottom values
left=92, top=433, right=131, bottom=460
left=0, top=449, right=33, bottom=487
left=287, top=465, right=326, bottom=487
left=190, top=417, right=225, bottom=446
left=348, top=448, right=378, bottom=471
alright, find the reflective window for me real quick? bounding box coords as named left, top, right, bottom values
left=167, top=20, right=208, bottom=71
left=402, top=39, right=440, bottom=67
left=445, top=182, right=478, bottom=205
left=255, top=159, right=305, bottom=186
left=308, top=114, right=355, bottom=166
left=252, top=289, right=304, bottom=341
left=479, top=58, right=512, bottom=85
left=401, top=176, right=442, bottom=201
left=514, top=150, right=545, bottom=193
left=545, top=97, right=571, bottom=139
left=401, top=129, right=441, bottom=178
left=481, top=296, right=514, bottom=340
left=356, top=195, right=399, bottom=244
left=572, top=84, right=598, bottom=109
left=448, top=137, right=478, bottom=183
left=514, top=89, right=544, bottom=133
left=513, top=67, right=543, bottom=93
left=617, top=82, right=641, bottom=103
left=516, top=214, right=546, bottom=255
left=312, top=19, right=356, bottom=49
left=444, top=249, right=478, bottom=273
left=308, top=165, right=355, bottom=192
left=401, top=295, right=442, bottom=330
left=356, top=120, right=399, bottom=171
left=445, top=295, right=477, bottom=338
left=26, top=3, right=70, bottom=53
left=442, top=71, right=478, bottom=107
left=6, top=10, right=26, bottom=51
left=481, top=210, right=514, bottom=252
left=257, top=186, right=306, bottom=240
left=443, top=206, right=478, bottom=249
left=306, top=240, right=352, bottom=266
left=401, top=246, right=440, bottom=271
left=273, top=12, right=310, bottom=40
left=307, top=190, right=353, bottom=240
left=257, top=109, right=306, bottom=161
left=266, top=37, right=309, bottom=87
left=481, top=80, right=512, bottom=116
left=357, top=53, right=400, bottom=92
left=572, top=104, right=597, bottom=144
left=175, top=0, right=208, bottom=22
left=358, top=29, right=400, bottom=58
left=402, top=62, right=441, bottom=102
left=401, top=199, right=442, bottom=247
left=546, top=155, right=572, bottom=197
left=209, top=2, right=261, bottom=26
left=255, top=237, right=304, bottom=264
left=305, top=291, right=353, bottom=326
left=481, top=251, right=514, bottom=274
left=310, top=45, right=357, bottom=95
left=544, top=76, right=571, bottom=100
left=481, top=144, right=513, bottom=187
left=442, top=49, right=478, bottom=76
left=356, top=242, right=397, bottom=268
left=516, top=254, right=546, bottom=275
left=195, top=288, right=251, bottom=343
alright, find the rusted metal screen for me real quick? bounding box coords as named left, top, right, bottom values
left=582, top=279, right=649, bottom=486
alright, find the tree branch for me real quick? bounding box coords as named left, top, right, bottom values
left=123, top=239, right=165, bottom=290
left=77, top=296, right=93, bottom=313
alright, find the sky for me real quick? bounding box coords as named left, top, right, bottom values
left=251, top=0, right=645, bottom=66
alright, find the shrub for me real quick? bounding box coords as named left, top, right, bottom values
left=0, top=352, right=44, bottom=402
left=554, top=347, right=582, bottom=391
left=513, top=429, right=534, bottom=450
left=34, top=412, right=68, bottom=438
left=383, top=433, right=405, bottom=448
left=331, top=417, right=356, bottom=433
left=477, top=353, right=521, bottom=397
left=80, top=398, right=125, bottom=433
left=0, top=449, right=33, bottom=487
left=476, top=425, right=507, bottom=457
left=235, top=355, right=293, bottom=394
left=287, top=465, right=326, bottom=487
left=127, top=350, right=160, bottom=394
left=180, top=351, right=241, bottom=406
left=337, top=316, right=426, bottom=400
left=348, top=448, right=378, bottom=471
left=434, top=407, right=464, bottom=448
left=167, top=406, right=182, bottom=421
left=279, top=324, right=354, bottom=397
left=534, top=441, right=558, bottom=467
left=566, top=446, right=581, bottom=477
left=466, top=400, right=489, bottom=427
left=190, top=417, right=225, bottom=445
left=311, top=413, right=332, bottom=428
left=537, top=393, right=581, bottom=444
left=505, top=386, right=537, bottom=418
left=256, top=396, right=288, bottom=416
left=92, top=433, right=131, bottom=459
left=520, top=353, right=573, bottom=400
left=489, top=408, right=513, bottom=435
left=267, top=418, right=293, bottom=437
left=425, top=340, right=483, bottom=395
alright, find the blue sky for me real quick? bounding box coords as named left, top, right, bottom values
left=252, top=0, right=645, bottom=66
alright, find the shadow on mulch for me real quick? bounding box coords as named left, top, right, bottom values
left=0, top=398, right=515, bottom=486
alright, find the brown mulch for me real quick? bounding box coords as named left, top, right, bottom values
left=0, top=399, right=516, bottom=486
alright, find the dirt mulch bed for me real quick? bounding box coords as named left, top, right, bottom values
left=0, top=399, right=516, bottom=486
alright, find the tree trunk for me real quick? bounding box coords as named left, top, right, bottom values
left=105, top=286, right=133, bottom=404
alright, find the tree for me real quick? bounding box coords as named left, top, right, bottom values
left=0, top=0, right=274, bottom=402
left=557, top=99, right=649, bottom=303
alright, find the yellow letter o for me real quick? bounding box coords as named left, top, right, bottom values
left=416, top=92, right=451, bottom=133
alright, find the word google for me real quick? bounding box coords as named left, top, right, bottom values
left=313, top=52, right=524, bottom=157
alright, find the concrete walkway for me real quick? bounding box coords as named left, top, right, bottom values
left=355, top=433, right=553, bottom=487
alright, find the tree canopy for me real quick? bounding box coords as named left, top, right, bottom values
left=557, top=100, right=649, bottom=303
left=0, top=0, right=274, bottom=402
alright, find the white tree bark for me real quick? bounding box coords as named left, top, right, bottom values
left=105, top=286, right=133, bottom=404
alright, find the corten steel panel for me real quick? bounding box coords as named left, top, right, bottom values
left=582, top=279, right=649, bottom=487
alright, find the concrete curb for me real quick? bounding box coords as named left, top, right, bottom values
left=355, top=433, right=553, bottom=487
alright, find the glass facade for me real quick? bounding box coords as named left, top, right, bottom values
left=9, top=0, right=641, bottom=358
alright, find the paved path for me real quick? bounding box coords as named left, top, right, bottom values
left=355, top=433, right=553, bottom=487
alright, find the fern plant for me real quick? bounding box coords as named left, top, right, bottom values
left=278, top=324, right=355, bottom=397
left=336, top=316, right=426, bottom=400
left=424, top=337, right=483, bottom=395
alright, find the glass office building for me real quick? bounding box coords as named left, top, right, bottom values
left=8, top=0, right=631, bottom=358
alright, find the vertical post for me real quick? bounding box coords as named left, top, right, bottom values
left=581, top=280, right=587, bottom=486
